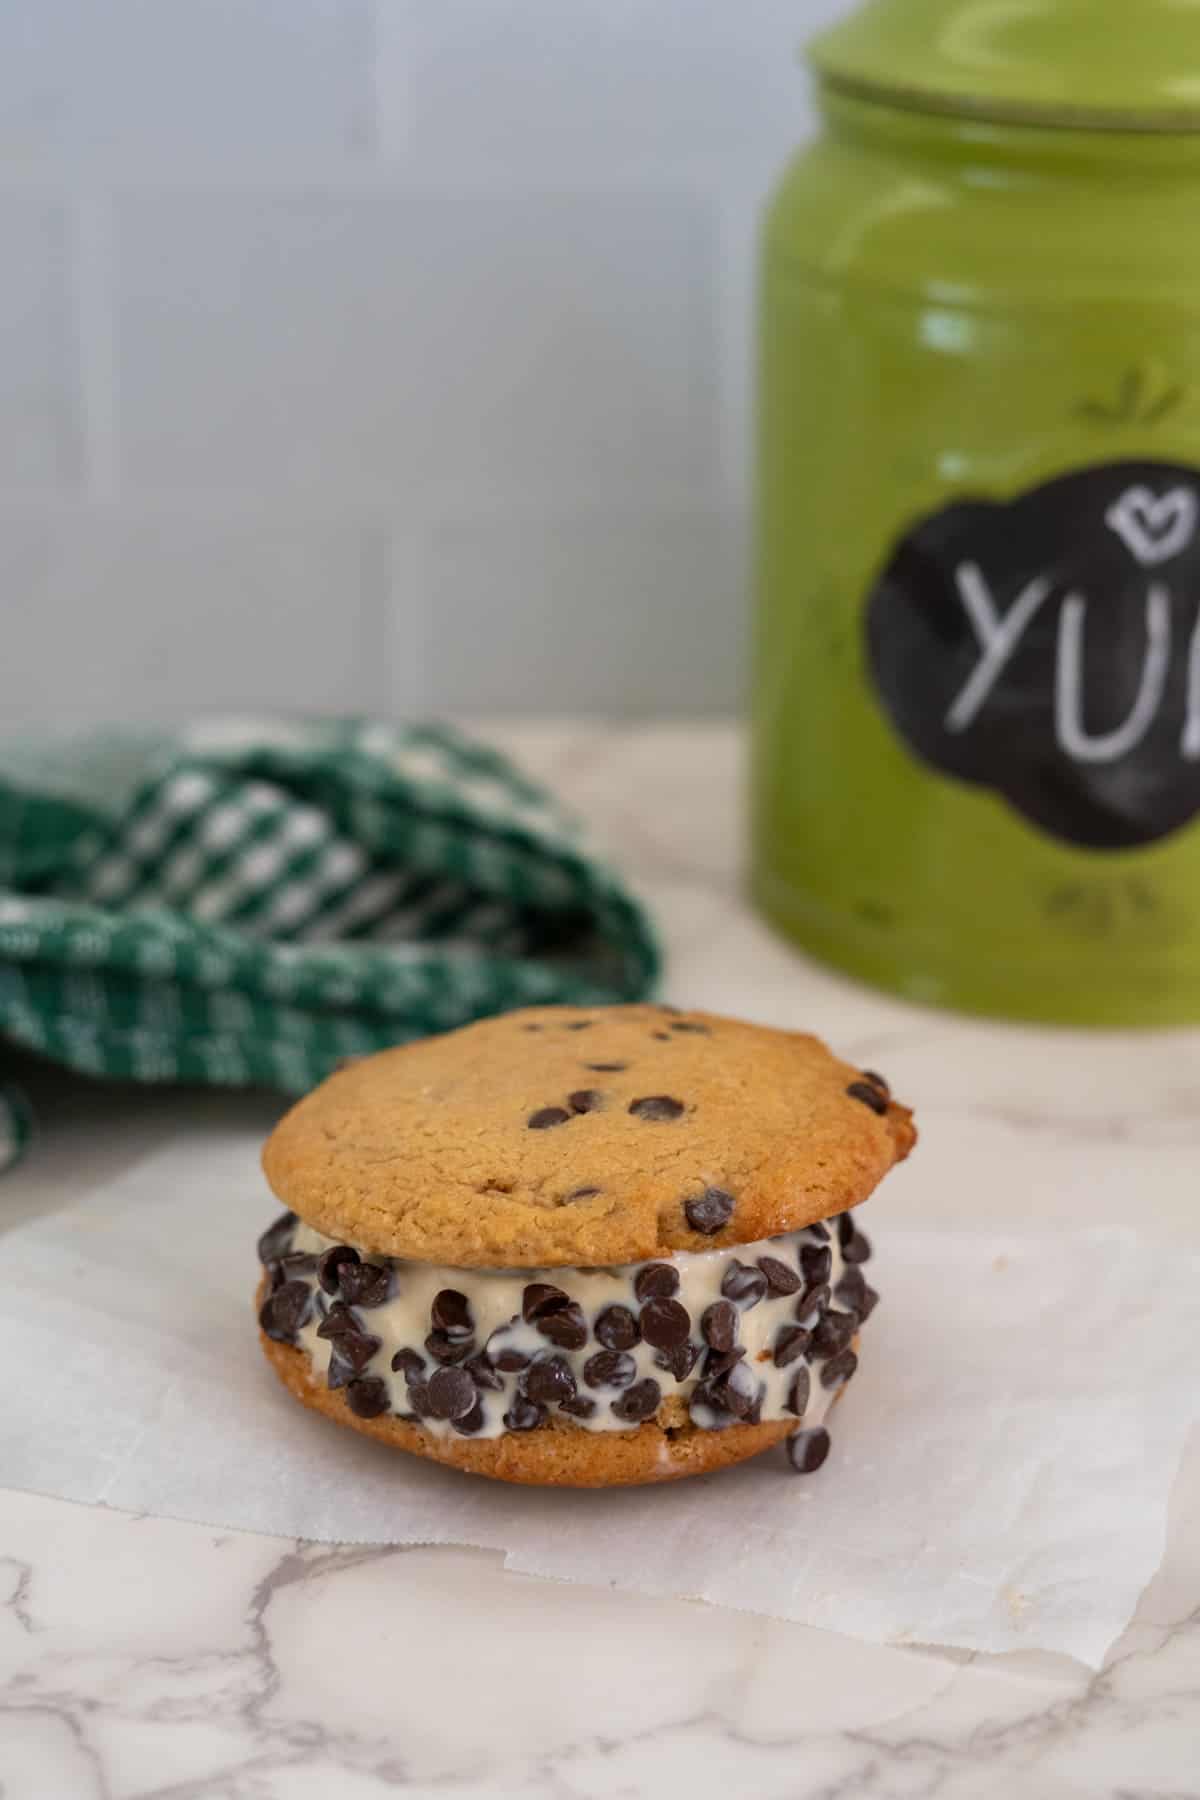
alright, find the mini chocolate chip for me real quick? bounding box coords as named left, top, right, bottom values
left=566, top=1185, right=601, bottom=1201
left=316, top=1302, right=361, bottom=1340
left=757, top=1255, right=802, bottom=1296
left=259, top=1280, right=312, bottom=1343
left=317, top=1244, right=360, bottom=1295
left=846, top=1080, right=889, bottom=1116
left=774, top=1324, right=811, bottom=1368
left=585, top=1061, right=627, bottom=1073
left=841, top=1225, right=873, bottom=1265
left=629, top=1095, right=684, bottom=1121
left=835, top=1266, right=880, bottom=1320
left=796, top=1283, right=831, bottom=1323
left=528, top=1104, right=571, bottom=1130
left=718, top=1359, right=760, bottom=1420
left=820, top=1348, right=859, bottom=1389
left=654, top=1341, right=700, bottom=1381
left=464, top=1351, right=504, bottom=1392
left=425, top=1330, right=475, bottom=1365
left=406, top=1381, right=432, bottom=1418
left=786, top=1365, right=812, bottom=1417
left=451, top=1399, right=486, bottom=1436
left=639, top=1296, right=691, bottom=1350
left=688, top=1381, right=722, bottom=1420
left=427, top=1365, right=478, bottom=1421
left=390, top=1347, right=425, bottom=1381
left=684, top=1187, right=734, bottom=1234
left=634, top=1262, right=680, bottom=1302
left=812, top=1309, right=857, bottom=1358
left=338, top=1261, right=392, bottom=1308
left=568, top=1089, right=604, bottom=1114
left=807, top=1220, right=830, bottom=1243
left=787, top=1425, right=831, bottom=1474
left=431, top=1289, right=474, bottom=1338
left=566, top=1020, right=593, bottom=1030
left=669, top=1020, right=710, bottom=1034
left=274, top=1251, right=318, bottom=1282
left=701, top=1299, right=739, bottom=1352
left=702, top=1346, right=746, bottom=1381
left=651, top=1030, right=671, bottom=1040
left=326, top=1349, right=354, bottom=1391
left=583, top=1349, right=637, bottom=1389
left=523, top=1355, right=578, bottom=1403
left=559, top=1394, right=597, bottom=1420
left=504, top=1398, right=545, bottom=1431
left=537, top=1303, right=587, bottom=1350
left=800, top=1243, right=833, bottom=1287
left=834, top=1264, right=867, bottom=1309
left=257, top=1211, right=297, bottom=1265
left=611, top=1378, right=661, bottom=1423
left=485, top=1329, right=531, bottom=1372
left=721, top=1261, right=768, bottom=1308
left=522, top=1282, right=569, bottom=1321
left=862, top=1068, right=890, bottom=1096
left=335, top=1327, right=382, bottom=1373
left=594, top=1304, right=641, bottom=1350
left=345, top=1375, right=390, bottom=1418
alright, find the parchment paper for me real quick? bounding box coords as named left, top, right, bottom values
left=3, top=1133, right=1195, bottom=1668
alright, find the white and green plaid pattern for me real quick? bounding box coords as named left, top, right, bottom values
left=0, top=719, right=659, bottom=1167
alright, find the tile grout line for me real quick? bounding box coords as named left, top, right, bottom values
left=72, top=186, right=119, bottom=503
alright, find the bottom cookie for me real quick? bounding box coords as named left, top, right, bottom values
left=258, top=1324, right=818, bottom=1487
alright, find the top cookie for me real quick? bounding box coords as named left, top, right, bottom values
left=262, top=1004, right=915, bottom=1267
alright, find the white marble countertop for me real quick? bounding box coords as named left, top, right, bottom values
left=2, top=722, right=1198, bottom=1800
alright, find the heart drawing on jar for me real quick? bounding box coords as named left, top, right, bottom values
left=866, top=462, right=1200, bottom=850
left=1105, top=485, right=1198, bottom=568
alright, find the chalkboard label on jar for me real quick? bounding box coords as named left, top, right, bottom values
left=866, top=461, right=1200, bottom=849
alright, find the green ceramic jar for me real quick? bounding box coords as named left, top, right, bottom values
left=751, top=0, right=1200, bottom=1025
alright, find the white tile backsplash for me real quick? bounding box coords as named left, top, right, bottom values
left=0, top=0, right=372, bottom=162
left=115, top=189, right=427, bottom=495
left=116, top=185, right=716, bottom=505
left=0, top=515, right=382, bottom=728
left=398, top=188, right=717, bottom=503
left=376, top=0, right=816, bottom=168
left=0, top=195, right=79, bottom=490
left=0, top=0, right=857, bottom=723
left=406, top=511, right=747, bottom=715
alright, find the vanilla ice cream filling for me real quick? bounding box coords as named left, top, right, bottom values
left=258, top=1211, right=877, bottom=1443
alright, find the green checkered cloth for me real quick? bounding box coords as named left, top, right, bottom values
left=0, top=718, right=659, bottom=1170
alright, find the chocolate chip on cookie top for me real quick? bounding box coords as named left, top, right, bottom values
left=262, top=1004, right=915, bottom=1267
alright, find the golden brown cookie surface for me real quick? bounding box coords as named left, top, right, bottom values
left=262, top=1004, right=914, bottom=1266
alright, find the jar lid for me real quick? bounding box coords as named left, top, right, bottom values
left=809, top=0, right=1200, bottom=130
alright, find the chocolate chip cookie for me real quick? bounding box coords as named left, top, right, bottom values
left=256, top=1004, right=915, bottom=1486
